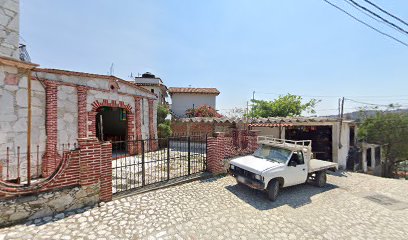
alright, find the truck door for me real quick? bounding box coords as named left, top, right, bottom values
left=285, top=151, right=308, bottom=186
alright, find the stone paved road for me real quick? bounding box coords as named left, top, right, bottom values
left=1, top=172, right=407, bottom=240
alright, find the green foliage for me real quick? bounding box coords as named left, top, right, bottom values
left=158, top=120, right=172, bottom=138
left=157, top=104, right=169, bottom=124
left=248, top=94, right=319, bottom=118
left=185, top=105, right=223, bottom=118
left=157, top=104, right=172, bottom=138
left=358, top=112, right=408, bottom=163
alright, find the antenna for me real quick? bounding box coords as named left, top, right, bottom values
left=129, top=72, right=134, bottom=79
left=109, top=63, right=114, bottom=76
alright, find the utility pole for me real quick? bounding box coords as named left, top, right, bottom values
left=338, top=97, right=345, bottom=149
left=251, top=91, right=255, bottom=120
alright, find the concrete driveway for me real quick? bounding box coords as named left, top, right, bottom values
left=0, top=172, right=407, bottom=240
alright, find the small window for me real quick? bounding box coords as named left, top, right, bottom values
left=290, top=151, right=305, bottom=165
left=151, top=89, right=154, bottom=93
left=349, top=126, right=355, bottom=146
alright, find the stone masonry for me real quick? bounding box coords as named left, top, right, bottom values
left=0, top=0, right=19, bottom=59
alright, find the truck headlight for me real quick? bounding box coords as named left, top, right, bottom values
left=254, top=174, right=262, bottom=181
left=230, top=165, right=235, bottom=170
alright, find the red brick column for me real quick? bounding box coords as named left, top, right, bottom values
left=148, top=99, right=158, bottom=150
left=77, top=86, right=88, bottom=138
left=43, top=81, right=59, bottom=177
left=207, top=133, right=226, bottom=174
left=134, top=97, right=142, bottom=153
left=78, top=137, right=112, bottom=202
left=87, top=111, right=97, bottom=138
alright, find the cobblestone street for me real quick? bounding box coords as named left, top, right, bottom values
left=1, top=172, right=407, bottom=240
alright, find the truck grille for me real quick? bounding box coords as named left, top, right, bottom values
left=234, top=166, right=256, bottom=180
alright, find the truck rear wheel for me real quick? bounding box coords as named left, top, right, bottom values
left=267, top=179, right=280, bottom=201
left=315, top=171, right=327, bottom=187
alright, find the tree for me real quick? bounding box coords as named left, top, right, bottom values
left=358, top=112, right=408, bottom=177
left=185, top=105, right=223, bottom=118
left=157, top=104, right=172, bottom=138
left=248, top=94, right=319, bottom=118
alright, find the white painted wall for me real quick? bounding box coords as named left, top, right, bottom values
left=171, top=93, right=216, bottom=117
left=0, top=0, right=19, bottom=59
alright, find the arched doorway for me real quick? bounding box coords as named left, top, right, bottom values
left=96, top=106, right=128, bottom=142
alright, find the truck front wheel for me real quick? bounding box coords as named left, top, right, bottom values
left=267, top=179, right=280, bottom=201
left=315, top=171, right=327, bottom=187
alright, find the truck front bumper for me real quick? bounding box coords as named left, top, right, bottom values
left=228, top=169, right=265, bottom=190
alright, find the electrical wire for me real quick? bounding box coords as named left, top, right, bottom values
left=362, top=0, right=408, bottom=27
left=322, top=0, right=408, bottom=47
left=346, top=0, right=408, bottom=35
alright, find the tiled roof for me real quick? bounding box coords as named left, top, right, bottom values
left=174, top=117, right=355, bottom=124
left=34, top=68, right=156, bottom=97
left=168, top=87, right=220, bottom=95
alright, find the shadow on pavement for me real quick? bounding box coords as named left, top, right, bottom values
left=225, top=182, right=338, bottom=210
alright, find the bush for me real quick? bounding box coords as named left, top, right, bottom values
left=185, top=105, right=223, bottom=118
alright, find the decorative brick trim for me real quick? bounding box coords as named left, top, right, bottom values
left=91, top=99, right=132, bottom=113
left=43, top=80, right=60, bottom=177
left=77, top=86, right=88, bottom=138
left=88, top=100, right=135, bottom=150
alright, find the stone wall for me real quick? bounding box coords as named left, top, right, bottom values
left=0, top=184, right=99, bottom=227
left=0, top=0, right=19, bottom=59
left=0, top=137, right=113, bottom=227
left=0, top=65, right=46, bottom=180
left=57, top=85, right=78, bottom=150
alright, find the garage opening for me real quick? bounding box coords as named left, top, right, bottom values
left=96, top=107, right=128, bottom=142
left=285, top=126, right=333, bottom=161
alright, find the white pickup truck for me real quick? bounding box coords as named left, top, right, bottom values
left=228, top=136, right=337, bottom=201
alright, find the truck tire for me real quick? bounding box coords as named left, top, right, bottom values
left=315, top=171, right=327, bottom=187
left=267, top=179, right=280, bottom=201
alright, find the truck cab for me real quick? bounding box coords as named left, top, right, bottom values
left=229, top=137, right=337, bottom=201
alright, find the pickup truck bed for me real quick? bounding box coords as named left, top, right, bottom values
left=309, top=159, right=337, bottom=173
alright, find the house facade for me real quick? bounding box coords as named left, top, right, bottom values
left=134, top=72, right=168, bottom=105
left=0, top=0, right=158, bottom=181
left=169, top=87, right=220, bottom=118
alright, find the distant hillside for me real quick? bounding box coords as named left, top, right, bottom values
left=324, top=108, right=408, bottom=122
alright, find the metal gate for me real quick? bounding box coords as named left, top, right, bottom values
left=111, top=136, right=207, bottom=195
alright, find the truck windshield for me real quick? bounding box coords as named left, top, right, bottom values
left=253, top=145, right=292, bottom=163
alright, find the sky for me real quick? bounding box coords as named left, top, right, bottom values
left=20, top=0, right=408, bottom=116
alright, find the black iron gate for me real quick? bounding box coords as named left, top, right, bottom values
left=111, top=136, right=207, bottom=195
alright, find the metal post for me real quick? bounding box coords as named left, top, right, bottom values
left=141, top=140, right=145, bottom=187
left=27, top=70, right=32, bottom=185
left=17, top=146, right=20, bottom=183
left=6, top=147, right=9, bottom=180
left=188, top=136, right=191, bottom=175
left=167, top=138, right=170, bottom=181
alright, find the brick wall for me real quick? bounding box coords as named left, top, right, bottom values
left=43, top=80, right=60, bottom=177
left=0, top=137, right=112, bottom=201
left=171, top=121, right=237, bottom=137
left=77, top=86, right=87, bottom=138
left=207, top=131, right=259, bottom=174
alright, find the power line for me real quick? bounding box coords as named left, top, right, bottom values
left=345, top=98, right=401, bottom=107
left=342, top=0, right=407, bottom=35
left=346, top=0, right=408, bottom=35
left=256, top=91, right=408, bottom=99
left=362, top=0, right=408, bottom=27
left=322, top=0, right=408, bottom=47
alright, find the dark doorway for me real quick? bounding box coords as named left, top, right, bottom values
left=285, top=126, right=333, bottom=161
left=96, top=107, right=128, bottom=142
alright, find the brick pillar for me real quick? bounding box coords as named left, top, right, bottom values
left=43, top=81, right=59, bottom=177
left=148, top=99, right=158, bottom=150
left=87, top=111, right=97, bottom=138
left=207, top=132, right=226, bottom=174
left=134, top=97, right=142, bottom=153
left=77, top=138, right=112, bottom=202
left=127, top=113, right=135, bottom=155
left=77, top=86, right=88, bottom=138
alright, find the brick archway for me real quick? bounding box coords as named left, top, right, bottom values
left=88, top=100, right=135, bottom=142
